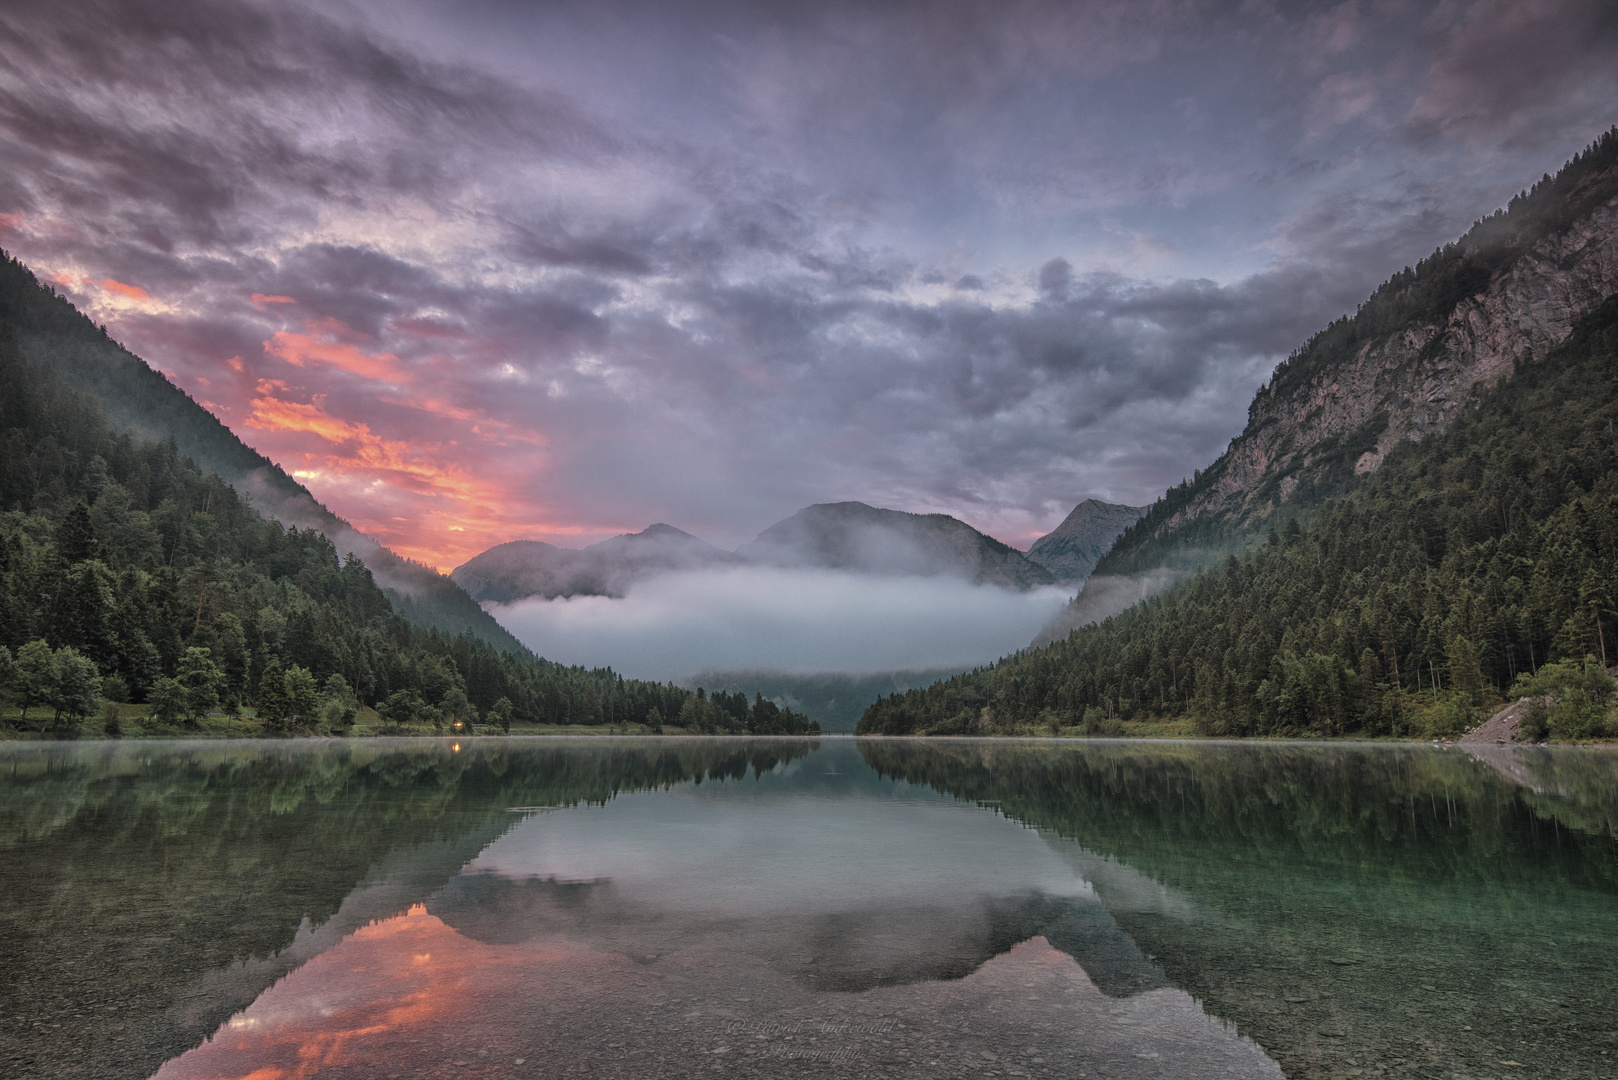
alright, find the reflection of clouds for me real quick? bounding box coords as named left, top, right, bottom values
left=466, top=780, right=1087, bottom=912
left=447, top=758, right=1170, bottom=997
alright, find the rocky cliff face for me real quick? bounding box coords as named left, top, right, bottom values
left=1115, top=141, right=1618, bottom=562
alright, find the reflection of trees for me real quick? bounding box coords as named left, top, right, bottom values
left=0, top=738, right=815, bottom=1080
left=858, top=740, right=1618, bottom=888
left=858, top=740, right=1618, bottom=1079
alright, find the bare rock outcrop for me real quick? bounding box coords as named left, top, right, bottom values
left=1140, top=164, right=1618, bottom=542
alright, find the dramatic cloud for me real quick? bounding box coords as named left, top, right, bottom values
left=490, top=568, right=1073, bottom=681
left=1, top=0, right=1615, bottom=567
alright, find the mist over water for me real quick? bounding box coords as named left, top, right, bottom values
left=489, top=566, right=1073, bottom=682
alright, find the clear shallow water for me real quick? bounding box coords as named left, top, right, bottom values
left=1, top=738, right=1615, bottom=1080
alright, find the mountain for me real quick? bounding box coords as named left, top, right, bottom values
left=1097, top=126, right=1618, bottom=581
left=452, top=524, right=733, bottom=602
left=0, top=253, right=524, bottom=654
left=1032, top=126, right=1618, bottom=647
left=861, top=128, right=1618, bottom=740
left=1025, top=500, right=1147, bottom=582
left=738, top=501, right=1057, bottom=590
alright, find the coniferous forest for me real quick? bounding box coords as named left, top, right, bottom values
left=859, top=295, right=1618, bottom=741
left=0, top=323, right=816, bottom=737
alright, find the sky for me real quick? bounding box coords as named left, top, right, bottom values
left=2, top=0, right=1616, bottom=570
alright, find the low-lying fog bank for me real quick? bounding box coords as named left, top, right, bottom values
left=489, top=566, right=1073, bottom=685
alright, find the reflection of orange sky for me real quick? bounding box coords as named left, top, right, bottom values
left=152, top=905, right=620, bottom=1080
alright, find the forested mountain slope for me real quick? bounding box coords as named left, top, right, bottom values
left=1099, top=127, right=1618, bottom=579
left=0, top=335, right=814, bottom=734
left=859, top=275, right=1618, bottom=738
left=0, top=254, right=523, bottom=653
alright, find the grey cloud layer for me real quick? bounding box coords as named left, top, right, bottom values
left=1, top=0, right=1615, bottom=545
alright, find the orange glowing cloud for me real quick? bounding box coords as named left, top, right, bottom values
left=97, top=277, right=152, bottom=302
left=265, top=330, right=407, bottom=383
left=48, top=272, right=170, bottom=313
left=241, top=382, right=545, bottom=567
left=251, top=293, right=296, bottom=304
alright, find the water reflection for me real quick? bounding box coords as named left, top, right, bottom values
left=2, top=738, right=1615, bottom=1080
left=861, top=739, right=1618, bottom=1079
left=0, top=738, right=816, bottom=1080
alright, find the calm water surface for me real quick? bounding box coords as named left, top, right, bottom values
left=1, top=737, right=1615, bottom=1080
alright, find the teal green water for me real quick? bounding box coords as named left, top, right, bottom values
left=1, top=738, right=1614, bottom=1080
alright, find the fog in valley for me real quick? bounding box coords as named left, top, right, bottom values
left=490, top=566, right=1073, bottom=685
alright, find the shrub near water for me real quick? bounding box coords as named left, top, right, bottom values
left=1510, top=659, right=1617, bottom=741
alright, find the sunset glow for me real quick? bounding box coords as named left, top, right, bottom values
left=241, top=371, right=551, bottom=569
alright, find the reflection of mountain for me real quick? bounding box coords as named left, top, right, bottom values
left=160, top=904, right=1281, bottom=1080
left=426, top=744, right=1170, bottom=999
left=0, top=739, right=815, bottom=1080
left=859, top=739, right=1618, bottom=1079
left=431, top=873, right=1166, bottom=996
left=739, top=501, right=1054, bottom=589
left=21, top=739, right=1613, bottom=1080
left=1025, top=499, right=1147, bottom=583
left=452, top=524, right=733, bottom=601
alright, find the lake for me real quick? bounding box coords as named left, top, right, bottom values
left=2, top=737, right=1615, bottom=1079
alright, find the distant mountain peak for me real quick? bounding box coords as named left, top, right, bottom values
left=1025, top=500, right=1147, bottom=584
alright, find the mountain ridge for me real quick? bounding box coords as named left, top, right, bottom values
left=861, top=128, right=1618, bottom=739
left=739, top=502, right=1056, bottom=590
left=1097, top=126, right=1618, bottom=580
